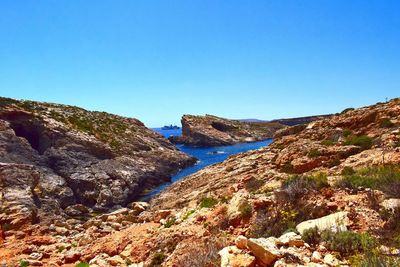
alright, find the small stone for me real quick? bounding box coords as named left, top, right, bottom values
left=29, top=252, right=43, bottom=260
left=64, top=250, right=81, bottom=263
left=324, top=254, right=340, bottom=266
left=278, top=232, right=304, bottom=247
left=107, top=255, right=125, bottom=266
left=235, top=235, right=248, bottom=249
left=311, top=251, right=322, bottom=263
left=153, top=210, right=171, bottom=223
left=55, top=226, right=69, bottom=236
left=128, top=202, right=149, bottom=215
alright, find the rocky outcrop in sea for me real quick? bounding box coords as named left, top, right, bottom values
left=169, top=114, right=285, bottom=147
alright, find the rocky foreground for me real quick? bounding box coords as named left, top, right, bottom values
left=169, top=115, right=285, bottom=147
left=1, top=98, right=400, bottom=267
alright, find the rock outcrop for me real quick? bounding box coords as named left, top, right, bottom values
left=169, top=114, right=285, bottom=147
left=0, top=97, right=195, bottom=227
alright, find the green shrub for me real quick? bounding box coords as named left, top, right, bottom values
left=321, top=139, right=335, bottom=146
left=322, top=230, right=377, bottom=256
left=275, top=143, right=285, bottom=149
left=151, top=252, right=166, bottom=266
left=308, top=149, right=321, bottom=158
left=380, top=118, right=394, bottom=128
left=19, top=260, right=29, bottom=267
left=182, top=209, right=195, bottom=221
left=328, top=157, right=341, bottom=167
left=75, top=263, right=90, bottom=267
left=341, top=108, right=355, bottom=114
left=337, top=165, right=400, bottom=196
left=344, top=135, right=373, bottom=150
left=263, top=208, right=299, bottom=237
left=238, top=200, right=253, bottom=218
left=341, top=166, right=355, bottom=176
left=200, top=197, right=218, bottom=208
left=350, top=252, right=400, bottom=267
left=302, top=226, right=321, bottom=245
left=0, top=97, right=18, bottom=108
left=343, top=129, right=353, bottom=137
left=280, top=162, right=294, bottom=173
left=164, top=217, right=176, bottom=228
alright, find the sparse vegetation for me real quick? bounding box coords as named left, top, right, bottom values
left=343, top=135, right=373, bottom=150
left=282, top=173, right=329, bottom=193
left=0, top=97, right=18, bottom=108
left=336, top=165, right=400, bottom=197
left=380, top=117, right=394, bottom=128
left=341, top=166, right=355, bottom=176
left=164, top=217, right=176, bottom=228
left=322, top=230, right=377, bottom=256
left=343, top=129, right=353, bottom=137
left=150, top=252, right=167, bottom=266
left=303, top=228, right=377, bottom=256
left=200, top=197, right=218, bottom=208
left=328, top=157, right=341, bottom=167
left=307, top=148, right=321, bottom=158
left=182, top=209, right=195, bottom=221
left=301, top=227, right=320, bottom=245
left=238, top=200, right=253, bottom=218
left=57, top=245, right=66, bottom=253
left=321, top=139, right=335, bottom=146
left=341, top=108, right=355, bottom=114
left=244, top=177, right=264, bottom=192
left=280, top=162, right=294, bottom=173
left=350, top=253, right=400, bottom=267
left=74, top=262, right=90, bottom=267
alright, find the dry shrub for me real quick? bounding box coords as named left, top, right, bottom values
left=166, top=236, right=228, bottom=267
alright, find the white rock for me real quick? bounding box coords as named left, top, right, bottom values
left=324, top=254, right=340, bottom=266
left=311, top=251, right=322, bottom=263
left=296, top=212, right=349, bottom=235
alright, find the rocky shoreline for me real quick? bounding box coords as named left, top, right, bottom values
left=1, top=98, right=400, bottom=266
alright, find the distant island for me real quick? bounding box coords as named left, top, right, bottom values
left=162, top=124, right=180, bottom=130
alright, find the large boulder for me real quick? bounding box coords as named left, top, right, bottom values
left=246, top=238, right=282, bottom=266
left=296, top=212, right=349, bottom=235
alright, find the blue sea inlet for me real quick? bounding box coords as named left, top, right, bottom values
left=141, top=128, right=272, bottom=200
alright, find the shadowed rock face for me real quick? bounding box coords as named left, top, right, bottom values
left=169, top=114, right=285, bottom=147
left=0, top=97, right=196, bottom=225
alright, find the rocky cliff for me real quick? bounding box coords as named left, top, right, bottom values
left=169, top=114, right=285, bottom=147
left=0, top=97, right=195, bottom=227
left=1, top=98, right=400, bottom=267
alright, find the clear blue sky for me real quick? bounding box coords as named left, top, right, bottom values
left=0, top=1, right=399, bottom=127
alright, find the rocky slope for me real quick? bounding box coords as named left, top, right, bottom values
left=1, top=98, right=400, bottom=267
left=0, top=97, right=195, bottom=229
left=271, top=114, right=332, bottom=126
left=169, top=114, right=285, bottom=147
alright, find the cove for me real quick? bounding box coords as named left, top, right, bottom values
left=140, top=128, right=272, bottom=201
